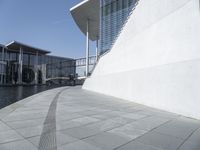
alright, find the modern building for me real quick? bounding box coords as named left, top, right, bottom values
left=100, top=0, right=137, bottom=54
left=70, top=0, right=100, bottom=76
left=46, top=55, right=76, bottom=83
left=76, top=56, right=97, bottom=77
left=0, top=44, right=7, bottom=84
left=71, top=0, right=200, bottom=119
left=0, top=41, right=75, bottom=85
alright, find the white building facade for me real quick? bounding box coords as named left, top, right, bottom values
left=72, top=0, right=200, bottom=119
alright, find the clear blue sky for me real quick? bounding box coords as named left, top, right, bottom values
left=0, top=0, right=95, bottom=58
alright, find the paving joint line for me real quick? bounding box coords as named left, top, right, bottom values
left=113, top=119, right=174, bottom=150
left=176, top=126, right=200, bottom=150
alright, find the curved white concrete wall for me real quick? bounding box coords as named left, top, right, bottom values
left=83, top=0, right=200, bottom=119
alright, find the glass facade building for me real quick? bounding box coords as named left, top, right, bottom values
left=0, top=44, right=75, bottom=85
left=0, top=46, right=6, bottom=84
left=100, top=0, right=137, bottom=54
left=46, top=56, right=76, bottom=80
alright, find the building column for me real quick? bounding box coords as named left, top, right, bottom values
left=3, top=48, right=6, bottom=84
left=96, top=38, right=99, bottom=62
left=35, top=51, right=38, bottom=84
left=42, top=64, right=46, bottom=84
left=0, top=47, right=4, bottom=84
left=18, top=47, right=23, bottom=84
left=86, top=19, right=90, bottom=77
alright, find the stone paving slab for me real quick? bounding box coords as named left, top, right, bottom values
left=136, top=132, right=183, bottom=150
left=27, top=131, right=78, bottom=148
left=0, top=139, right=37, bottom=150
left=0, top=86, right=199, bottom=150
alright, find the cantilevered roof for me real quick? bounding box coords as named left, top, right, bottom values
left=6, top=41, right=50, bottom=55
left=70, top=0, right=100, bottom=41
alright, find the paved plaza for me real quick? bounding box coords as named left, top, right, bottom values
left=0, top=86, right=200, bottom=150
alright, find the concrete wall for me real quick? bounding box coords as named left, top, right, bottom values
left=83, top=0, right=200, bottom=119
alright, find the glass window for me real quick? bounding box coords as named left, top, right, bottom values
left=30, top=55, right=35, bottom=66
left=0, top=47, right=2, bottom=61
left=23, top=54, right=29, bottom=65
left=0, top=49, right=4, bottom=61
left=100, top=0, right=137, bottom=54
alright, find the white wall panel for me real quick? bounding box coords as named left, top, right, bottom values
left=83, top=0, right=200, bottom=119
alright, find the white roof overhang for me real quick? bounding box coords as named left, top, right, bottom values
left=70, top=0, right=100, bottom=41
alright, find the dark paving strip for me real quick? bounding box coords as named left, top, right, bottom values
left=38, top=88, right=68, bottom=150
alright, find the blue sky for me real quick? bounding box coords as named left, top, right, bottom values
left=0, top=0, right=95, bottom=58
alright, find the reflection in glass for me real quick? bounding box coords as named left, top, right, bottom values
left=100, top=0, right=137, bottom=54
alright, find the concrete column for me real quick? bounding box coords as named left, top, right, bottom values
left=86, top=19, right=90, bottom=77
left=3, top=48, right=6, bottom=84
left=96, top=39, right=99, bottom=62
left=42, top=64, right=46, bottom=84
left=35, top=51, right=38, bottom=84
left=18, top=47, right=23, bottom=84
left=0, top=47, right=4, bottom=84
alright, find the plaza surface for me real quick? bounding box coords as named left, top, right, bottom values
left=0, top=86, right=200, bottom=150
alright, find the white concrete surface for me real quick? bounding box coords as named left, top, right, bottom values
left=83, top=0, right=200, bottom=119
left=70, top=0, right=100, bottom=41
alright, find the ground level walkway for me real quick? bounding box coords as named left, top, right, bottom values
left=0, top=86, right=200, bottom=150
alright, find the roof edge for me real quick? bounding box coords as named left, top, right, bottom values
left=70, top=0, right=89, bottom=11
left=0, top=44, right=7, bottom=48
left=6, top=41, right=51, bottom=53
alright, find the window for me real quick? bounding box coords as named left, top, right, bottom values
left=100, top=0, right=136, bottom=54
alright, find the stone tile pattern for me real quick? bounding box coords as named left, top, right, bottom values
left=0, top=86, right=199, bottom=150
